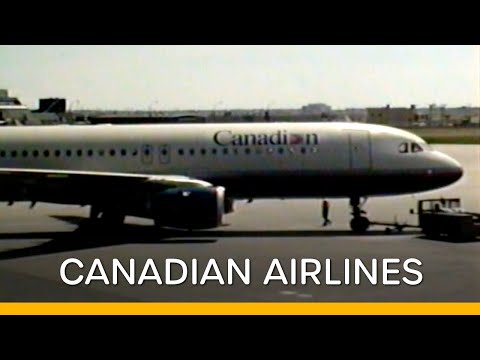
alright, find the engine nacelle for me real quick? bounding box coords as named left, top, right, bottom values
left=152, top=186, right=225, bottom=230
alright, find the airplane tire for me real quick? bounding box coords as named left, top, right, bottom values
left=350, top=217, right=370, bottom=233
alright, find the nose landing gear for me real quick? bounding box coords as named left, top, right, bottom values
left=350, top=196, right=370, bottom=233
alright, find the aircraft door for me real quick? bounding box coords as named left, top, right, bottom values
left=348, top=130, right=371, bottom=170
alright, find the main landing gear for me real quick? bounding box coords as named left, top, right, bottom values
left=350, top=196, right=370, bottom=233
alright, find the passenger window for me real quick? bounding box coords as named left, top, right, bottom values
left=399, top=143, right=409, bottom=153
left=121, top=149, right=127, bottom=156
left=77, top=150, right=83, bottom=156
left=22, top=150, right=28, bottom=157
left=0, top=150, right=5, bottom=157
left=178, top=149, right=184, bottom=156
left=200, top=149, right=206, bottom=156
left=411, top=143, right=423, bottom=153
left=44, top=150, right=50, bottom=157
left=110, top=149, right=116, bottom=156
left=211, top=148, right=217, bottom=155
left=33, top=150, right=39, bottom=157
left=87, top=150, right=93, bottom=157
left=223, top=148, right=228, bottom=155
left=54, top=150, right=61, bottom=157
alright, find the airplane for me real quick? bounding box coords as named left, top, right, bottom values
left=0, top=122, right=463, bottom=233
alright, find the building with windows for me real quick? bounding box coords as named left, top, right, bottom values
left=367, top=105, right=418, bottom=127
left=301, top=103, right=332, bottom=115
left=0, top=90, right=31, bottom=125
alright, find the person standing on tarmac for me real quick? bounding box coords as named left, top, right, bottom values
left=322, top=199, right=331, bottom=226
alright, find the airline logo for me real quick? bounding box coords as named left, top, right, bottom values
left=214, top=130, right=319, bottom=146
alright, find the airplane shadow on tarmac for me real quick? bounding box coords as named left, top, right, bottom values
left=0, top=215, right=427, bottom=261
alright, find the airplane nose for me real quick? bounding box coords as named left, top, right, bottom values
left=445, top=155, right=463, bottom=182
left=433, top=151, right=464, bottom=185
left=447, top=162, right=463, bottom=184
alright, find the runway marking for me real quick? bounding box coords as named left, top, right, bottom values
left=279, top=290, right=313, bottom=299
left=297, top=293, right=313, bottom=299
left=279, top=291, right=296, bottom=296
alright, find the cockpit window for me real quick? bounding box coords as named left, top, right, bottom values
left=411, top=143, right=424, bottom=153
left=399, top=142, right=409, bottom=153
left=399, top=142, right=425, bottom=154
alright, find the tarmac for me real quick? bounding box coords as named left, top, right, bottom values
left=0, top=197, right=479, bottom=302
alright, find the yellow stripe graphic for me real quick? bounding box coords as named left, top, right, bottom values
left=1, top=302, right=479, bottom=315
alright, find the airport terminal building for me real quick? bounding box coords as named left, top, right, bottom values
left=367, top=104, right=480, bottom=127
left=1, top=88, right=478, bottom=127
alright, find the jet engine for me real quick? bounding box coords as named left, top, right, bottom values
left=151, top=186, right=225, bottom=230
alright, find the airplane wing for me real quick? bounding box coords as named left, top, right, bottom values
left=0, top=167, right=214, bottom=206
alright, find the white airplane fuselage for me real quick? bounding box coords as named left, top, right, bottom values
left=0, top=122, right=463, bottom=201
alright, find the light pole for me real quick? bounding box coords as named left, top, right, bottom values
left=265, top=101, right=275, bottom=121
left=69, top=99, right=80, bottom=112
left=148, top=100, right=159, bottom=117
left=68, top=99, right=81, bottom=124
left=213, top=101, right=223, bottom=121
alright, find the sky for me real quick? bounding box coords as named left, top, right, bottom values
left=1, top=45, right=479, bottom=110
